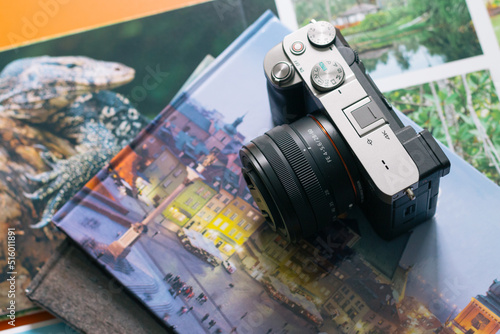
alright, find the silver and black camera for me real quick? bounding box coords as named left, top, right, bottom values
left=239, top=21, right=450, bottom=241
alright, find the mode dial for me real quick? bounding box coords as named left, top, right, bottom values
left=310, top=60, right=345, bottom=92
left=307, top=21, right=336, bottom=47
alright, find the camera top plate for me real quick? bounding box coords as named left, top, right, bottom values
left=267, top=21, right=420, bottom=203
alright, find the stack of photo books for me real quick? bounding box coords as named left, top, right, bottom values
left=0, top=1, right=278, bottom=331
left=24, top=10, right=500, bottom=334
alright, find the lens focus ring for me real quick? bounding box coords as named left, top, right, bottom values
left=253, top=136, right=310, bottom=239
left=268, top=126, right=331, bottom=234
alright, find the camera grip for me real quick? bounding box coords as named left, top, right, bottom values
left=267, top=80, right=307, bottom=125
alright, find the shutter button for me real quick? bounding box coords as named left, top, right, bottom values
left=271, top=61, right=295, bottom=85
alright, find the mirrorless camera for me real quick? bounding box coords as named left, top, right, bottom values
left=239, top=20, right=450, bottom=241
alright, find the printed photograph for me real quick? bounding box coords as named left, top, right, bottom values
left=0, top=0, right=277, bottom=317
left=386, top=70, right=500, bottom=185
left=290, top=0, right=482, bottom=79
left=485, top=0, right=500, bottom=43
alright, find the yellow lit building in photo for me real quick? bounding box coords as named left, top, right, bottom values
left=202, top=196, right=264, bottom=256
left=162, top=179, right=216, bottom=227
left=185, top=188, right=234, bottom=232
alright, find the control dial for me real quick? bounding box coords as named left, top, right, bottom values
left=307, top=21, right=336, bottom=47
left=271, top=61, right=295, bottom=85
left=310, top=60, right=345, bottom=92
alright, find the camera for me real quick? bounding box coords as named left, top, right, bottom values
left=239, top=20, right=450, bottom=241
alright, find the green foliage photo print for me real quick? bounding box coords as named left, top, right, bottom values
left=387, top=70, right=500, bottom=185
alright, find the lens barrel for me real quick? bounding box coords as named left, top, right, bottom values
left=240, top=112, right=362, bottom=242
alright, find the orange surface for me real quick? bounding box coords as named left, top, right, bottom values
left=0, top=311, right=55, bottom=330
left=0, top=0, right=209, bottom=52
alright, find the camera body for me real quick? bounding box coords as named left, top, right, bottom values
left=240, top=21, right=450, bottom=241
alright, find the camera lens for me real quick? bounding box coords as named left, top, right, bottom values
left=240, top=112, right=362, bottom=242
